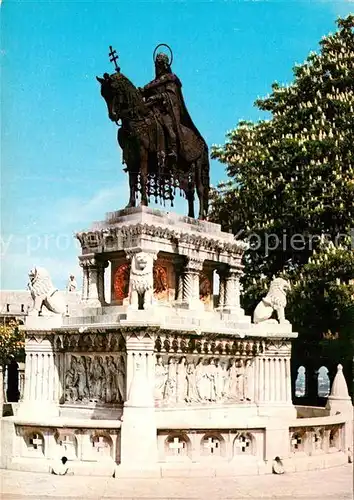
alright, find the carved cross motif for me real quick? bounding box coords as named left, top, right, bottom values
left=291, top=435, right=302, bottom=450
left=93, top=436, right=109, bottom=454
left=235, top=435, right=251, bottom=453
left=60, top=435, right=74, bottom=451
left=169, top=437, right=185, bottom=454
left=29, top=434, right=43, bottom=451
left=203, top=437, right=219, bottom=454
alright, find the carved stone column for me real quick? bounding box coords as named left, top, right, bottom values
left=216, top=266, right=228, bottom=309
left=222, top=266, right=244, bottom=315
left=97, top=261, right=109, bottom=305
left=18, top=362, right=25, bottom=401
left=182, top=258, right=204, bottom=310
left=120, top=330, right=158, bottom=470
left=79, top=255, right=103, bottom=307
left=174, top=260, right=185, bottom=303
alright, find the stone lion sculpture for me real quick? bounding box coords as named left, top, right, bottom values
left=127, top=251, right=156, bottom=310
left=27, top=266, right=66, bottom=316
left=253, top=277, right=291, bottom=324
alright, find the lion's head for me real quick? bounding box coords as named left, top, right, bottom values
left=135, top=253, right=148, bottom=271
left=266, top=277, right=291, bottom=308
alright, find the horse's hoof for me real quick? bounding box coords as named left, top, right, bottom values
left=125, top=203, right=135, bottom=209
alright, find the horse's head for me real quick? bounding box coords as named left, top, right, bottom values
left=96, top=73, right=120, bottom=122
left=96, top=71, right=145, bottom=123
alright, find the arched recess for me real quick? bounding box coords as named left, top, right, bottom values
left=317, top=366, right=330, bottom=397
left=295, top=366, right=306, bottom=397
left=200, top=432, right=226, bottom=458
left=165, top=432, right=191, bottom=460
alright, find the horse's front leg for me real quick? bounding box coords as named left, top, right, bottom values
left=186, top=186, right=195, bottom=218
left=140, top=148, right=149, bottom=207
left=126, top=169, right=137, bottom=208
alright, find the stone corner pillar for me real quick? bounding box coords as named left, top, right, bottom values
left=120, top=330, right=158, bottom=469
left=79, top=255, right=108, bottom=308
left=17, top=335, right=59, bottom=419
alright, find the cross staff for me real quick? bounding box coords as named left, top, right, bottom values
left=109, top=45, right=120, bottom=72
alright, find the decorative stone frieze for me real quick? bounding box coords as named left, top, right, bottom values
left=64, top=353, right=125, bottom=405
left=154, top=354, right=254, bottom=406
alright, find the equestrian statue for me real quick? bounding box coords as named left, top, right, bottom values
left=96, top=44, right=210, bottom=219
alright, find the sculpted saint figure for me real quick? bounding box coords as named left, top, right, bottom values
left=116, top=355, right=126, bottom=403
left=195, top=358, right=207, bottom=400
left=91, top=356, right=105, bottom=401
left=76, top=356, right=89, bottom=402
left=186, top=360, right=199, bottom=403
left=163, top=357, right=177, bottom=403
left=154, top=356, right=167, bottom=401
left=105, top=356, right=115, bottom=403
left=227, top=358, right=239, bottom=400
left=214, top=358, right=225, bottom=400
left=65, top=356, right=78, bottom=402
left=205, top=358, right=217, bottom=402
left=176, top=357, right=187, bottom=402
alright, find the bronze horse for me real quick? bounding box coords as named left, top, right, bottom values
left=96, top=71, right=210, bottom=219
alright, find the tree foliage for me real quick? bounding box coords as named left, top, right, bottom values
left=0, top=321, right=25, bottom=366
left=210, top=16, right=354, bottom=362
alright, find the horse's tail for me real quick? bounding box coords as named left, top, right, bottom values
left=201, top=143, right=210, bottom=217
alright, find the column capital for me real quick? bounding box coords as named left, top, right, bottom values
left=79, top=254, right=98, bottom=268
left=185, top=257, right=204, bottom=273
left=125, top=248, right=158, bottom=260
left=227, top=265, right=243, bottom=278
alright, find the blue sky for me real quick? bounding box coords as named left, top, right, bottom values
left=1, top=0, right=353, bottom=291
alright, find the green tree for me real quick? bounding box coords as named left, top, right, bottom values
left=210, top=16, right=354, bottom=387
left=0, top=321, right=25, bottom=366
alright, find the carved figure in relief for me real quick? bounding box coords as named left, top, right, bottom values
left=163, top=357, right=177, bottom=402
left=199, top=272, right=212, bottom=303
left=113, top=263, right=130, bottom=302
left=227, top=358, right=241, bottom=400
left=27, top=266, right=66, bottom=316
left=128, top=252, right=156, bottom=310
left=186, top=360, right=199, bottom=402
left=253, top=277, right=291, bottom=324
left=91, top=356, right=105, bottom=401
left=243, top=359, right=252, bottom=401
left=155, top=356, right=167, bottom=400
left=236, top=360, right=245, bottom=401
left=214, top=358, right=226, bottom=400
left=176, top=357, right=187, bottom=402
left=65, top=356, right=78, bottom=402
left=76, top=356, right=89, bottom=401
left=116, top=355, right=125, bottom=403
left=195, top=358, right=208, bottom=400
left=153, top=265, right=168, bottom=299
left=205, top=358, right=217, bottom=401
left=105, top=356, right=115, bottom=403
